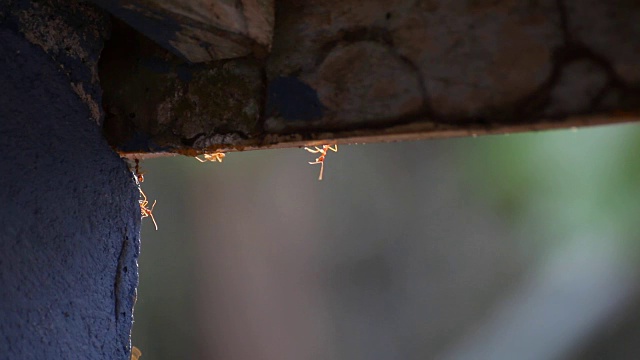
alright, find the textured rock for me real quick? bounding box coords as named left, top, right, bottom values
left=565, top=0, right=640, bottom=83
left=98, top=0, right=640, bottom=157
left=90, top=0, right=274, bottom=62
left=307, top=41, right=424, bottom=126
left=100, top=19, right=263, bottom=154
left=544, top=60, right=610, bottom=116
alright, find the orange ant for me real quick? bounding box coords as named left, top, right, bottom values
left=131, top=346, right=142, bottom=360
left=305, top=144, right=338, bottom=180
left=133, top=159, right=157, bottom=230
left=195, top=152, right=226, bottom=163
left=134, top=159, right=145, bottom=183
left=139, top=188, right=158, bottom=230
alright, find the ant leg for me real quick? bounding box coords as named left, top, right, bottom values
left=318, top=162, right=325, bottom=180
left=149, top=200, right=158, bottom=230
left=149, top=213, right=158, bottom=230
left=305, top=147, right=321, bottom=153
left=139, top=189, right=148, bottom=202
left=195, top=157, right=207, bottom=162
left=328, top=145, right=338, bottom=152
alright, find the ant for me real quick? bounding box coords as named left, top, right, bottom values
left=305, top=144, right=338, bottom=180
left=133, top=159, right=157, bottom=230
left=131, top=346, right=142, bottom=360
left=134, top=159, right=145, bottom=183
left=139, top=188, right=158, bottom=230
left=195, top=152, right=226, bottom=163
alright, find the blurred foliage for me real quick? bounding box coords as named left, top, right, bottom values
left=460, top=124, right=640, bottom=260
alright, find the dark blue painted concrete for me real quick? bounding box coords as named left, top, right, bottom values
left=0, top=26, right=140, bottom=359
left=266, top=76, right=325, bottom=121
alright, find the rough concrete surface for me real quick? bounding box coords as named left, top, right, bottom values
left=1, top=0, right=110, bottom=124
left=0, top=16, right=139, bottom=360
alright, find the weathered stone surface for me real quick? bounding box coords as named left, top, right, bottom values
left=266, top=0, right=562, bottom=118
left=100, top=19, right=263, bottom=154
left=407, top=1, right=561, bottom=117
left=544, top=60, right=610, bottom=116
left=565, top=0, right=640, bottom=83
left=98, top=0, right=640, bottom=157
left=308, top=41, right=423, bottom=125
left=90, top=0, right=274, bottom=62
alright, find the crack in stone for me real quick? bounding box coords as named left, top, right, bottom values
left=113, top=234, right=129, bottom=324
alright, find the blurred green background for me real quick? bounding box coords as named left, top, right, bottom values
left=132, top=123, right=640, bottom=360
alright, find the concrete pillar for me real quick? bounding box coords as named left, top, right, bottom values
left=0, top=14, right=140, bottom=360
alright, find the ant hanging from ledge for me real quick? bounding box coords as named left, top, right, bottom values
left=133, top=159, right=158, bottom=230
left=195, top=151, right=226, bottom=163
left=139, top=189, right=158, bottom=230
left=134, top=159, right=145, bottom=183
left=305, top=144, right=338, bottom=180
